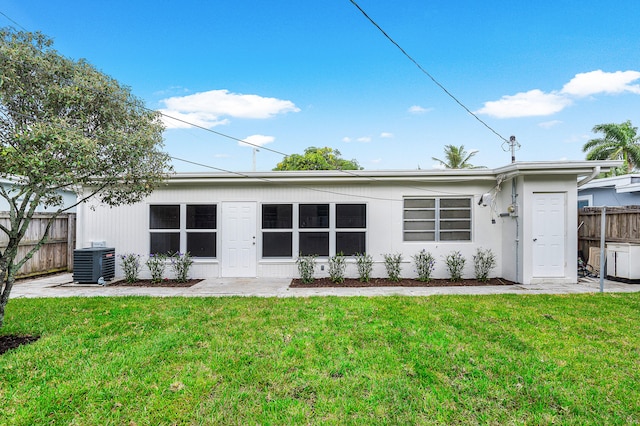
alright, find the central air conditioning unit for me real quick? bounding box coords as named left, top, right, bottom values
left=73, top=247, right=116, bottom=284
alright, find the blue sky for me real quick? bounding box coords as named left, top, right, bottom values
left=3, top=1, right=640, bottom=172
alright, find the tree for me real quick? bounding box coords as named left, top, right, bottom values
left=582, top=120, right=640, bottom=176
left=0, top=29, right=172, bottom=327
left=274, top=146, right=362, bottom=171
left=432, top=145, right=482, bottom=169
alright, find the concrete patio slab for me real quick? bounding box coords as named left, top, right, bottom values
left=8, top=273, right=640, bottom=299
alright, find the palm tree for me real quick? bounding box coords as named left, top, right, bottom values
left=582, top=120, right=640, bottom=176
left=432, top=145, right=482, bottom=169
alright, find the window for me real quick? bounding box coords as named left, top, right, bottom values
left=299, top=204, right=329, bottom=228
left=149, top=204, right=217, bottom=257
left=336, top=204, right=366, bottom=255
left=150, top=205, right=180, bottom=229
left=403, top=198, right=471, bottom=241
left=261, top=203, right=367, bottom=258
left=336, top=204, right=366, bottom=228
left=186, top=205, right=217, bottom=257
left=299, top=232, right=329, bottom=256
left=262, top=204, right=293, bottom=257
left=299, top=204, right=330, bottom=256
left=577, top=195, right=592, bottom=209
left=150, top=205, right=180, bottom=253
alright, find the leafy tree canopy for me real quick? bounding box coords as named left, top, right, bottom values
left=274, top=146, right=362, bottom=171
left=582, top=120, right=640, bottom=176
left=432, top=145, right=483, bottom=169
left=0, top=28, right=172, bottom=327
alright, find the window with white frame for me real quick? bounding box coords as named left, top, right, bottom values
left=403, top=197, right=471, bottom=241
left=261, top=203, right=366, bottom=258
left=577, top=195, right=592, bottom=209
left=262, top=204, right=293, bottom=257
left=149, top=204, right=217, bottom=257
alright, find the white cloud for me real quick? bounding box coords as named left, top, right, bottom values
left=563, top=133, right=590, bottom=144
left=159, top=89, right=300, bottom=129
left=561, top=70, right=640, bottom=97
left=380, top=132, right=394, bottom=138
left=356, top=136, right=372, bottom=143
left=371, top=158, right=382, bottom=164
left=238, top=134, right=275, bottom=148
left=342, top=137, right=352, bottom=143
left=538, top=120, right=563, bottom=129
left=408, top=105, right=431, bottom=114
left=158, top=110, right=230, bottom=129
left=476, top=90, right=572, bottom=118
left=477, top=69, right=640, bottom=119
left=153, top=86, right=190, bottom=97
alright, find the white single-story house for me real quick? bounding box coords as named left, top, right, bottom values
left=76, top=161, right=619, bottom=284
left=578, top=174, right=640, bottom=207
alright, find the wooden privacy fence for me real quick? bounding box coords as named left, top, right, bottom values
left=0, top=213, right=76, bottom=278
left=578, top=206, right=640, bottom=260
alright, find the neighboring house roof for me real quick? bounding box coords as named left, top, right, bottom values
left=578, top=174, right=640, bottom=194
left=0, top=177, right=78, bottom=213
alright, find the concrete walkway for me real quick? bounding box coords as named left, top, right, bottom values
left=9, top=273, right=640, bottom=299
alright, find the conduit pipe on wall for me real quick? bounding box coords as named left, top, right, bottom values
left=512, top=177, right=519, bottom=283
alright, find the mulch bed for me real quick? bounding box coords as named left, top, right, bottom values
left=108, top=279, right=203, bottom=288
left=290, top=277, right=515, bottom=288
left=0, top=335, right=40, bottom=356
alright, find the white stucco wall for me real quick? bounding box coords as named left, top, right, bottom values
left=75, top=162, right=599, bottom=284
left=77, top=179, right=504, bottom=281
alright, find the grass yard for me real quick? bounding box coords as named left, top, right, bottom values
left=1, top=293, right=639, bottom=425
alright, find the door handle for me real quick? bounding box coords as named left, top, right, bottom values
left=533, top=238, right=537, bottom=242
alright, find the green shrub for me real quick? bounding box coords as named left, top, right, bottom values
left=328, top=253, right=346, bottom=284
left=119, top=253, right=141, bottom=283
left=473, top=248, right=496, bottom=282
left=170, top=252, right=194, bottom=283
left=413, top=250, right=436, bottom=282
left=355, top=253, right=373, bottom=282
left=383, top=253, right=403, bottom=282
left=445, top=251, right=466, bottom=282
left=146, top=253, right=167, bottom=284
left=296, top=254, right=317, bottom=284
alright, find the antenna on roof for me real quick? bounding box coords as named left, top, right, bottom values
left=252, top=148, right=259, bottom=172
left=502, top=135, right=521, bottom=163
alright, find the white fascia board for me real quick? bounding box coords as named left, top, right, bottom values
left=614, top=183, right=640, bottom=194
left=166, top=161, right=623, bottom=186
left=494, top=160, right=623, bottom=180
left=167, top=169, right=498, bottom=185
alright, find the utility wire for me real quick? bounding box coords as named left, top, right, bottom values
left=348, top=0, right=510, bottom=144
left=0, top=11, right=28, bottom=31
left=1, top=12, right=498, bottom=200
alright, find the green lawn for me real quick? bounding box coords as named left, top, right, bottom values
left=1, top=293, right=639, bottom=425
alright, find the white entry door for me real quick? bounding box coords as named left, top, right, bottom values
left=532, top=193, right=565, bottom=277
left=221, top=202, right=257, bottom=277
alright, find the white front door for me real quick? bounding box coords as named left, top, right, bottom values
left=532, top=193, right=565, bottom=277
left=221, top=202, right=257, bottom=277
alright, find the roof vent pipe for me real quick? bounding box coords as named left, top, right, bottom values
left=577, top=166, right=601, bottom=188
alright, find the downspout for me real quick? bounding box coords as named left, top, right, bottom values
left=577, top=166, right=601, bottom=188
left=512, top=177, right=519, bottom=283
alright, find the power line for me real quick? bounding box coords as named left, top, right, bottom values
left=0, top=11, right=28, bottom=31
left=1, top=13, right=498, bottom=200
left=348, top=0, right=510, bottom=144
